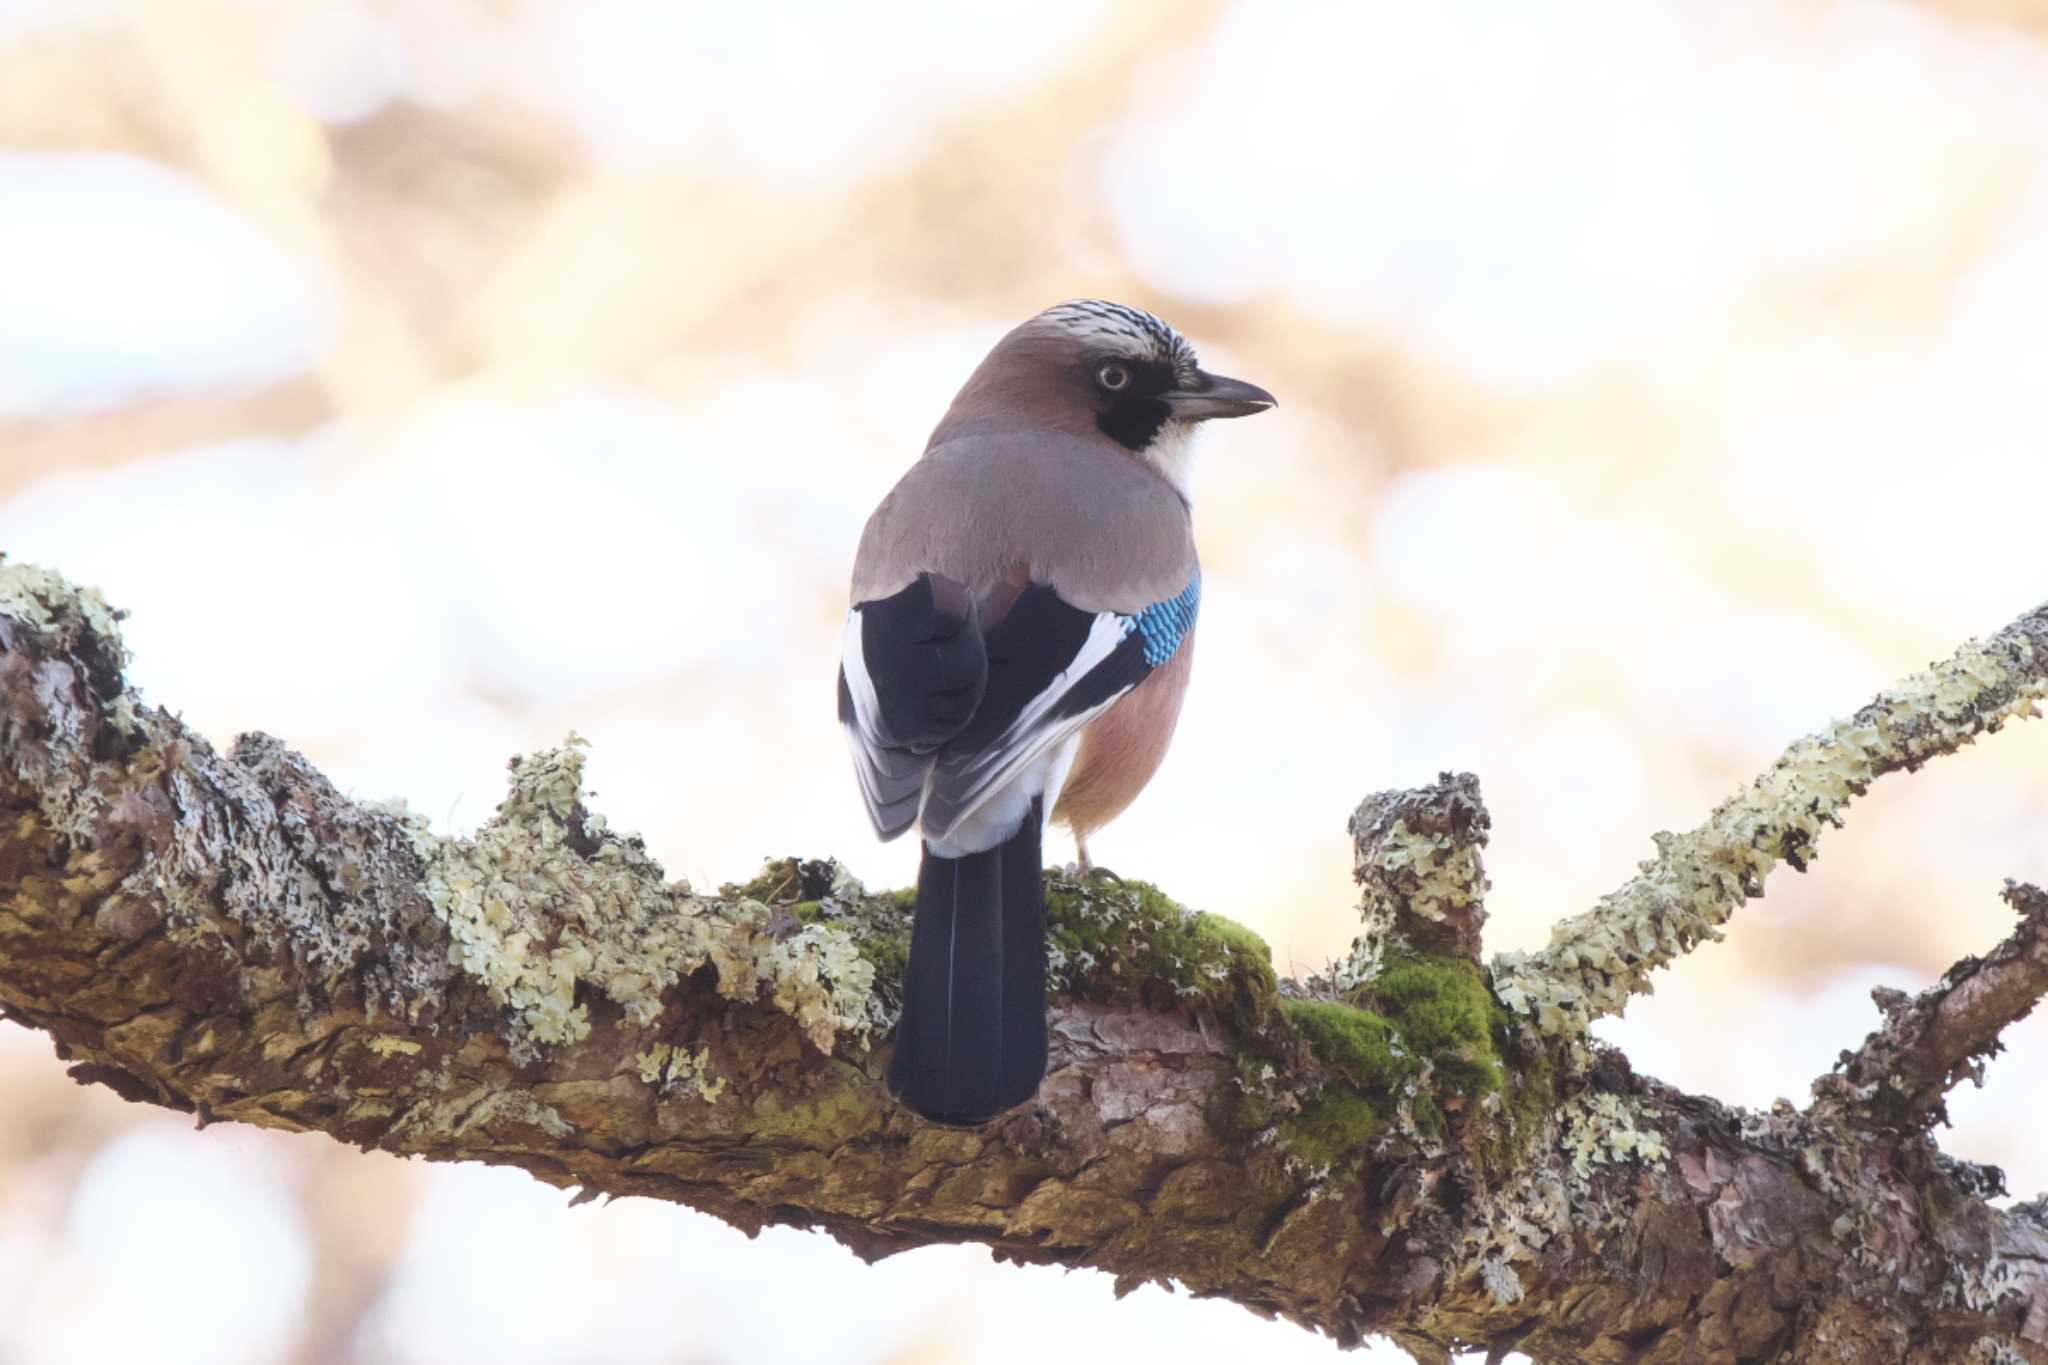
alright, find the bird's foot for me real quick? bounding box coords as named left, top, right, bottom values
left=1065, top=835, right=1123, bottom=882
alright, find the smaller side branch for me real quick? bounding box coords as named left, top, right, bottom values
left=1493, top=601, right=2048, bottom=1039
left=1342, top=771, right=1490, bottom=976
left=1815, top=881, right=2048, bottom=1130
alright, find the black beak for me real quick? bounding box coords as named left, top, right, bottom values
left=1163, top=369, right=1277, bottom=421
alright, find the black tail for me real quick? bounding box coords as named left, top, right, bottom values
left=886, top=804, right=1047, bottom=1126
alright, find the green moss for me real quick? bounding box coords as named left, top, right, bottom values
left=765, top=873, right=1276, bottom=1027
left=1280, top=998, right=1410, bottom=1091
left=1485, top=1023, right=1559, bottom=1174
left=1410, top=1092, right=1449, bottom=1145
left=1229, top=1052, right=1280, bottom=1131
left=747, top=1073, right=883, bottom=1145
left=1188, top=912, right=1278, bottom=994
left=1043, top=874, right=1277, bottom=1027
left=1270, top=998, right=1415, bottom=1168
left=1268, top=1000, right=1406, bottom=1168
left=1262, top=957, right=1534, bottom=1171
left=1370, top=956, right=1503, bottom=1097
left=851, top=919, right=910, bottom=987
left=1277, top=1088, right=1383, bottom=1170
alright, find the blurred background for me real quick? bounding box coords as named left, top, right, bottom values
left=3, top=0, right=2048, bottom=1361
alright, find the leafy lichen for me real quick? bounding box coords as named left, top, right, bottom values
left=1481, top=1255, right=1525, bottom=1307
left=363, top=1034, right=422, bottom=1058
left=1560, top=1091, right=1668, bottom=1177
left=0, top=560, right=127, bottom=656
left=635, top=1043, right=727, bottom=1102
left=719, top=858, right=913, bottom=1006
left=406, top=743, right=876, bottom=1056
left=1362, top=816, right=1488, bottom=928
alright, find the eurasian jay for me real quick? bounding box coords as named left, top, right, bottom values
left=838, top=299, right=1274, bottom=1125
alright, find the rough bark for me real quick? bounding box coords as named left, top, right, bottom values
left=5, top=557, right=2048, bottom=1364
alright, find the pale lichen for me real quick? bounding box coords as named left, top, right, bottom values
left=0, top=560, right=147, bottom=842
left=762, top=923, right=878, bottom=1052
left=1459, top=1165, right=1573, bottom=1285
left=1, top=560, right=881, bottom=1073
left=1365, top=817, right=1488, bottom=928
left=1560, top=1092, right=1668, bottom=1179
left=1343, top=813, right=1485, bottom=987
left=0, top=559, right=128, bottom=653
left=404, top=737, right=876, bottom=1057
left=1480, top=1255, right=1525, bottom=1307
left=1497, top=608, right=2048, bottom=1038
left=635, top=1043, right=728, bottom=1102
left=385, top=1086, right=572, bottom=1143
left=1342, top=774, right=1491, bottom=981
left=1942, top=1253, right=2031, bottom=1314
left=364, top=1035, right=422, bottom=1058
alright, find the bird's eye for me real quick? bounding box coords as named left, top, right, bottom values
left=1097, top=363, right=1131, bottom=392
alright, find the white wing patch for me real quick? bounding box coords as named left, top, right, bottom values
left=839, top=608, right=927, bottom=840
left=840, top=609, right=882, bottom=733
left=919, top=611, right=1134, bottom=847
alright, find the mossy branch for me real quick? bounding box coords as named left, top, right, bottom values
left=8, top=558, right=2048, bottom=1364
left=1493, top=600, right=2048, bottom=1039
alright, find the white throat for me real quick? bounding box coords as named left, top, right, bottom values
left=1142, top=419, right=1201, bottom=499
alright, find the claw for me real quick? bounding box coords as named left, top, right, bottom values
left=1071, top=832, right=1123, bottom=882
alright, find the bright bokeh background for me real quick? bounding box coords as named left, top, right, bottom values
left=3, top=2, right=2047, bottom=1361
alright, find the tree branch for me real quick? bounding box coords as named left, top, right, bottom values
left=8, top=557, right=2048, bottom=1363
left=1494, top=602, right=2048, bottom=1040
left=1343, top=771, right=1491, bottom=972
left=1815, top=881, right=2048, bottom=1131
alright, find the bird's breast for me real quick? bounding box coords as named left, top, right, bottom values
left=1050, top=628, right=1197, bottom=840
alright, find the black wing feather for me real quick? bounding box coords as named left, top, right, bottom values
left=844, top=576, right=1191, bottom=843
left=920, top=586, right=1153, bottom=840
left=840, top=575, right=987, bottom=839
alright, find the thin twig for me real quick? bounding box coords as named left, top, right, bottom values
left=1493, top=602, right=2048, bottom=1038
left=1815, top=881, right=2048, bottom=1129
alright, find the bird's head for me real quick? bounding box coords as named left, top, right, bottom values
left=934, top=300, right=1275, bottom=490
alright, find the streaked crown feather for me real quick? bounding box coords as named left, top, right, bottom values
left=1033, top=299, right=1198, bottom=388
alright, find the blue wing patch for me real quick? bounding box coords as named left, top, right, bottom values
left=1124, top=574, right=1200, bottom=668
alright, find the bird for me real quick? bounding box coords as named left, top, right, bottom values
left=837, top=299, right=1274, bottom=1126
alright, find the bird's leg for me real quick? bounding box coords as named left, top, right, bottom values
left=1072, top=831, right=1123, bottom=883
